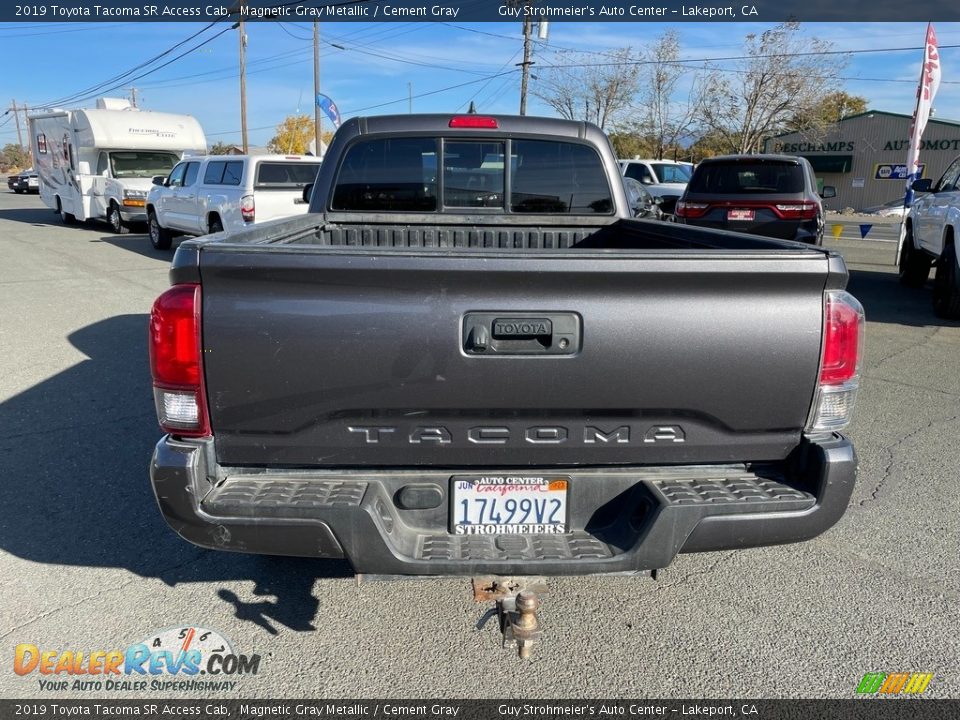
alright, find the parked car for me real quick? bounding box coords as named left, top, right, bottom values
left=898, top=157, right=960, bottom=317
left=619, top=159, right=692, bottom=215
left=8, top=168, right=39, bottom=194
left=149, top=114, right=862, bottom=583
left=622, top=176, right=664, bottom=220
left=675, top=154, right=836, bottom=245
left=146, top=154, right=322, bottom=249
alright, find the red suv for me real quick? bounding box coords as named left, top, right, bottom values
left=675, top=154, right=835, bottom=245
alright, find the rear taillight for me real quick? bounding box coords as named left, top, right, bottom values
left=149, top=284, right=210, bottom=437
left=807, top=290, right=865, bottom=432
left=675, top=200, right=709, bottom=218
left=773, top=201, right=818, bottom=220
left=240, top=194, right=255, bottom=223
left=448, top=115, right=499, bottom=129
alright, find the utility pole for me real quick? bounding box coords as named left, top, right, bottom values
left=408, top=82, right=413, bottom=113
left=10, top=99, right=23, bottom=149
left=238, top=1, right=249, bottom=153
left=313, top=21, right=322, bottom=156
left=127, top=87, right=138, bottom=108
left=23, top=102, right=32, bottom=164
left=518, top=3, right=533, bottom=115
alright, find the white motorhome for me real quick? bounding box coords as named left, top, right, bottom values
left=28, top=98, right=206, bottom=233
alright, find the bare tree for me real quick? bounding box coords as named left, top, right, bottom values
left=629, top=31, right=703, bottom=160
left=697, top=22, right=850, bottom=154
left=533, top=47, right=641, bottom=130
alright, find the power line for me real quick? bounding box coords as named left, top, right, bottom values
left=206, top=69, right=520, bottom=136
left=34, top=25, right=236, bottom=111
left=135, top=38, right=397, bottom=92
left=32, top=22, right=221, bottom=109
left=349, top=69, right=520, bottom=113
left=534, top=43, right=960, bottom=69
left=134, top=24, right=434, bottom=92
left=534, top=48, right=960, bottom=86
left=459, top=49, right=522, bottom=111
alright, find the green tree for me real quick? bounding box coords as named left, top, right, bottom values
left=209, top=141, right=233, bottom=155
left=2, top=143, right=30, bottom=170
left=789, top=91, right=869, bottom=131
left=608, top=132, right=655, bottom=160
left=685, top=130, right=732, bottom=163
left=267, top=115, right=315, bottom=154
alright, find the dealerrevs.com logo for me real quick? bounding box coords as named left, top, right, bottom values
left=13, top=626, right=261, bottom=692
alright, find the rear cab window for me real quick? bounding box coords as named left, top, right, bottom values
left=689, top=161, right=805, bottom=194
left=254, top=161, right=322, bottom=189
left=331, top=136, right=611, bottom=214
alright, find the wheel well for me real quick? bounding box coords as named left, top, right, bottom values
left=945, top=225, right=955, bottom=249
left=146, top=204, right=155, bottom=216
left=207, top=212, right=222, bottom=231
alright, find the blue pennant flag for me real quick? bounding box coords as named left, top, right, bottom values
left=316, top=94, right=341, bottom=128
left=859, top=224, right=872, bottom=239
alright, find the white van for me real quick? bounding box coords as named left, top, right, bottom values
left=146, top=154, right=322, bottom=249
left=28, top=98, right=206, bottom=233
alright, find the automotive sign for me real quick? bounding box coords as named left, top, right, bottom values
left=875, top=163, right=925, bottom=180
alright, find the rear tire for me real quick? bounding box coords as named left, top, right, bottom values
left=56, top=197, right=76, bottom=225
left=932, top=244, right=960, bottom=319
left=898, top=225, right=931, bottom=287
left=148, top=211, right=172, bottom=250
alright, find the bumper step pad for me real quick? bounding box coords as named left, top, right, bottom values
left=417, top=532, right=612, bottom=562
left=652, top=476, right=814, bottom=511
left=203, top=478, right=367, bottom=517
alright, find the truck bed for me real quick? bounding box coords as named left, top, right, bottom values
left=175, top=216, right=840, bottom=470
left=189, top=213, right=828, bottom=252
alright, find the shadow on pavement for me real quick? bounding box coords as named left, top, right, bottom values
left=0, top=313, right=350, bottom=634
left=846, top=268, right=958, bottom=328
left=0, top=205, right=64, bottom=226
left=89, top=232, right=187, bottom=261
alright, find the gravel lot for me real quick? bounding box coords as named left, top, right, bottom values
left=0, top=188, right=957, bottom=699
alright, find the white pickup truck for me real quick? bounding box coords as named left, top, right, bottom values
left=146, top=154, right=322, bottom=249
left=898, top=155, right=960, bottom=318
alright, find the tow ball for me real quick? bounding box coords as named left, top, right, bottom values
left=473, top=576, right=546, bottom=659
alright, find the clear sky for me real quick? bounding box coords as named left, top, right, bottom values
left=0, top=21, right=957, bottom=148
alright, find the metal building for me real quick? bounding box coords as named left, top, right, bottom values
left=765, top=110, right=960, bottom=211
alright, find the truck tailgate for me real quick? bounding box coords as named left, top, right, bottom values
left=199, top=248, right=828, bottom=467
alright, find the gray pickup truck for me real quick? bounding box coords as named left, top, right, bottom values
left=149, top=114, right=863, bottom=577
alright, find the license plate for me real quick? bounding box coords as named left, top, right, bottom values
left=450, top=475, right=569, bottom=535
left=727, top=209, right=755, bottom=221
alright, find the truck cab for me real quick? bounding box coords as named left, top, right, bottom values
left=898, top=155, right=960, bottom=317
left=146, top=154, right=323, bottom=249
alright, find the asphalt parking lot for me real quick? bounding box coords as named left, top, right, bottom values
left=0, top=188, right=958, bottom=699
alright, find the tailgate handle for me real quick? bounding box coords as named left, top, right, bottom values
left=463, top=313, right=580, bottom=356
